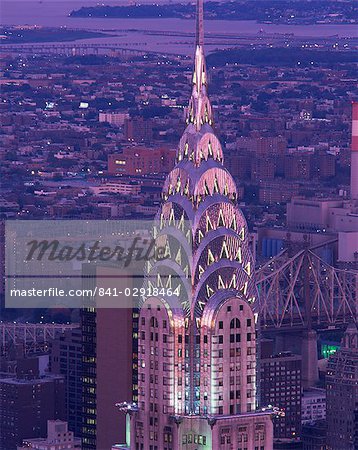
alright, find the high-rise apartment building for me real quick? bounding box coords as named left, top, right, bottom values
left=326, top=323, right=358, bottom=450
left=260, top=351, right=302, bottom=443
left=50, top=327, right=82, bottom=437
left=81, top=265, right=138, bottom=450
left=0, top=359, right=65, bottom=450
left=119, top=0, right=275, bottom=448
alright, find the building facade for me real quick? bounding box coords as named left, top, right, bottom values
left=0, top=365, right=65, bottom=450
left=50, top=327, right=82, bottom=437
left=260, top=351, right=302, bottom=443
left=81, top=306, right=138, bottom=450
left=124, top=117, right=153, bottom=143
left=119, top=0, right=275, bottom=448
left=108, top=146, right=176, bottom=175
left=301, top=388, right=326, bottom=425
left=326, top=323, right=358, bottom=450
left=81, top=264, right=138, bottom=450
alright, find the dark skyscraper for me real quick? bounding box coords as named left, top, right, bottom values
left=50, top=327, right=82, bottom=437
left=260, top=350, right=302, bottom=443
left=326, top=323, right=358, bottom=450
left=81, top=265, right=138, bottom=449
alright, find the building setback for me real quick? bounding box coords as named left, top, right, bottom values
left=18, top=420, right=81, bottom=450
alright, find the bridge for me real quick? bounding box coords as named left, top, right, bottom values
left=0, top=322, right=79, bottom=356
left=256, top=244, right=357, bottom=331
left=256, top=242, right=357, bottom=387
left=0, top=43, right=185, bottom=58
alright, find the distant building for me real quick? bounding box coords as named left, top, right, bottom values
left=251, top=157, right=276, bottom=181
left=108, top=146, right=176, bottom=176
left=226, top=152, right=251, bottom=180
left=236, top=136, right=287, bottom=157
left=285, top=196, right=358, bottom=267
left=287, top=197, right=348, bottom=232
left=258, top=181, right=301, bottom=204
left=18, top=420, right=81, bottom=450
left=124, top=117, right=153, bottom=142
left=99, top=112, right=129, bottom=126
left=284, top=154, right=311, bottom=180
left=326, top=323, right=358, bottom=450
left=312, top=151, right=336, bottom=179
left=90, top=181, right=141, bottom=196
left=301, top=388, right=326, bottom=424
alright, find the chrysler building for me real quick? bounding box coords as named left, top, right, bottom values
left=120, top=0, right=275, bottom=447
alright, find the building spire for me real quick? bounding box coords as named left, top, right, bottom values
left=185, top=0, right=213, bottom=130
left=196, top=0, right=204, bottom=47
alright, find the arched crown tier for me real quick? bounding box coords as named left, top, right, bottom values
left=177, top=128, right=223, bottom=166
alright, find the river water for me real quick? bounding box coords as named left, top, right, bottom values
left=1, top=0, right=357, bottom=54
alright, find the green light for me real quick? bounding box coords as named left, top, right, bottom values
left=321, top=344, right=339, bottom=359
left=126, top=413, right=131, bottom=447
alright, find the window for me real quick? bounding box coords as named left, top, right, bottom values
left=219, top=321, right=223, bottom=329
